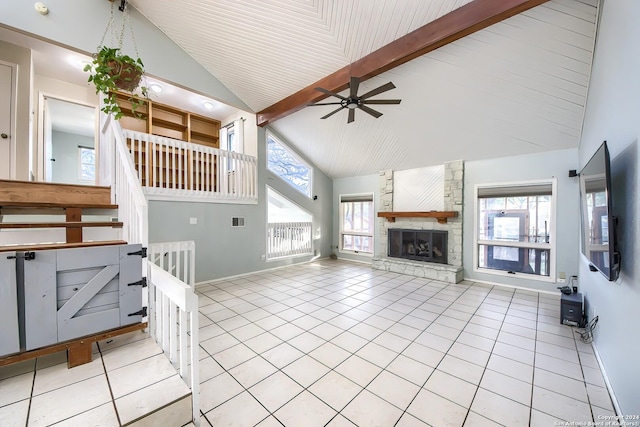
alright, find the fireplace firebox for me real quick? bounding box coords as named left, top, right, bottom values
left=388, top=229, right=448, bottom=264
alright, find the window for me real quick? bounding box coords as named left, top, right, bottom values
left=78, top=146, right=95, bottom=181
left=340, top=194, right=374, bottom=254
left=474, top=180, right=556, bottom=280
left=267, top=132, right=312, bottom=198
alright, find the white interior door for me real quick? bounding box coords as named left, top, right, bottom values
left=0, top=62, right=15, bottom=179
left=43, top=97, right=53, bottom=182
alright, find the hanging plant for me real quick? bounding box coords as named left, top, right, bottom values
left=84, top=1, right=148, bottom=120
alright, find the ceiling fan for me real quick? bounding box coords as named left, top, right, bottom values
left=309, top=76, right=401, bottom=123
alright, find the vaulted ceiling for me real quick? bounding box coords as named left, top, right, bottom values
left=128, top=0, right=597, bottom=178
left=16, top=0, right=602, bottom=179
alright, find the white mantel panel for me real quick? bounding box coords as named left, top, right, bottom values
left=393, top=166, right=444, bottom=212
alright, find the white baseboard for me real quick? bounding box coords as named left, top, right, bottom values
left=591, top=342, right=622, bottom=416
left=463, top=276, right=559, bottom=296
left=195, top=255, right=330, bottom=287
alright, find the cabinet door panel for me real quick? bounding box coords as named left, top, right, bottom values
left=0, top=253, right=20, bottom=357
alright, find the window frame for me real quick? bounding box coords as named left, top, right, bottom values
left=339, top=193, right=375, bottom=256
left=77, top=145, right=96, bottom=182
left=473, top=178, right=557, bottom=282
left=266, top=131, right=313, bottom=199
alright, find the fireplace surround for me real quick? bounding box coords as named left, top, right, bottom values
left=388, top=229, right=448, bottom=264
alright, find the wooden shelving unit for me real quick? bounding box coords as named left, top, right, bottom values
left=377, top=211, right=458, bottom=224
left=115, top=92, right=221, bottom=148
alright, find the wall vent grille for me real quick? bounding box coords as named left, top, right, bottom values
left=232, top=217, right=246, bottom=227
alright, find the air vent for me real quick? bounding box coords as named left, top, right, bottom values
left=232, top=217, right=245, bottom=227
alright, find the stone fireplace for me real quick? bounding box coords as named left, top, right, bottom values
left=372, top=160, right=464, bottom=283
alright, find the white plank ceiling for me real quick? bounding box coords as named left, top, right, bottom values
left=125, top=0, right=598, bottom=178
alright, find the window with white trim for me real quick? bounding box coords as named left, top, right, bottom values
left=474, top=179, right=556, bottom=279
left=78, top=146, right=95, bottom=182
left=267, top=132, right=312, bottom=198
left=340, top=194, right=374, bottom=254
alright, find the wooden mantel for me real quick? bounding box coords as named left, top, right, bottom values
left=377, top=211, right=458, bottom=224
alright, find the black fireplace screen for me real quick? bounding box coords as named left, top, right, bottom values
left=388, top=229, right=448, bottom=264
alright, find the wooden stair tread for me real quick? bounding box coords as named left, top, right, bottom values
left=0, top=202, right=119, bottom=209
left=0, top=180, right=112, bottom=207
left=0, top=222, right=124, bottom=229
left=0, top=240, right=128, bottom=253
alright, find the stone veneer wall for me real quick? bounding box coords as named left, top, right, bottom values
left=372, top=160, right=464, bottom=283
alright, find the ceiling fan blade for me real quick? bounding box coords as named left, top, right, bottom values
left=362, top=99, right=401, bottom=105
left=308, top=102, right=343, bottom=106
left=320, top=106, right=345, bottom=120
left=315, top=87, right=347, bottom=100
left=347, top=108, right=355, bottom=123
left=359, top=104, right=383, bottom=119
left=349, top=76, right=360, bottom=99
left=359, top=82, right=396, bottom=100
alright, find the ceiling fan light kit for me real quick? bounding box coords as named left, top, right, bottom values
left=310, top=76, right=401, bottom=123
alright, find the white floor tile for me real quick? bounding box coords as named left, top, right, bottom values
left=274, top=390, right=337, bottom=427
left=249, top=371, right=304, bottom=412
left=487, top=354, right=534, bottom=383
left=228, top=355, right=277, bottom=388
left=261, top=342, right=305, bottom=369
left=586, top=383, right=614, bottom=411
left=0, top=371, right=33, bottom=407
left=355, top=342, right=398, bottom=368
left=335, top=355, right=383, bottom=387
left=108, top=353, right=181, bottom=398
left=480, top=369, right=532, bottom=406
left=0, top=399, right=29, bottom=426
left=28, top=375, right=112, bottom=426
left=325, top=414, right=358, bottom=426
left=367, top=370, right=421, bottom=409
left=447, top=341, right=491, bottom=367
left=342, top=389, right=403, bottom=427
left=330, top=331, right=369, bottom=353
left=464, top=411, right=503, bottom=426
left=213, top=343, right=257, bottom=370
left=308, top=371, right=362, bottom=411
left=288, top=331, right=326, bottom=353
left=406, top=389, right=468, bottom=427
left=535, top=353, right=583, bottom=381
left=438, top=354, right=485, bottom=385
left=53, top=402, right=119, bottom=427
left=424, top=369, right=478, bottom=408
left=533, top=367, right=588, bottom=403
left=471, top=388, right=530, bottom=426
left=401, top=342, right=446, bottom=368
left=199, top=372, right=244, bottom=413
left=205, top=391, right=269, bottom=427
left=309, top=342, right=351, bottom=369
left=282, top=355, right=330, bottom=387
left=100, top=337, right=162, bottom=371
left=532, top=385, right=593, bottom=422
left=115, top=374, right=190, bottom=425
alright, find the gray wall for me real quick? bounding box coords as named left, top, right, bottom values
left=463, top=148, right=581, bottom=292
left=332, top=173, right=379, bottom=263
left=576, top=0, right=640, bottom=415
left=148, top=126, right=333, bottom=282
left=51, top=131, right=94, bottom=185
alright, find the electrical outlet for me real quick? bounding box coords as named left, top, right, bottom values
left=557, top=277, right=565, bottom=284
left=189, top=217, right=197, bottom=225
left=261, top=254, right=266, bottom=260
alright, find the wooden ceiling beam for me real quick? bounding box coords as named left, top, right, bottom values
left=256, top=0, right=549, bottom=127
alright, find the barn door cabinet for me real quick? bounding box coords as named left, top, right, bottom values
left=0, top=244, right=144, bottom=357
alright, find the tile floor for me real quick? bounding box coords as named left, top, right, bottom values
left=0, top=329, right=191, bottom=426
left=0, top=259, right=617, bottom=426
left=195, top=259, right=616, bottom=427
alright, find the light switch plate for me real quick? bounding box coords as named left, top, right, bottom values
left=189, top=217, right=197, bottom=225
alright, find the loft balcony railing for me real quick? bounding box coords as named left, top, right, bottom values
left=123, top=130, right=258, bottom=204
left=266, top=221, right=313, bottom=260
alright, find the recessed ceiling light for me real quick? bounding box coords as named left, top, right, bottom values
left=149, top=83, right=163, bottom=93
left=203, top=101, right=214, bottom=110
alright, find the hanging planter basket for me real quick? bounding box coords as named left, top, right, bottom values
left=84, top=1, right=147, bottom=120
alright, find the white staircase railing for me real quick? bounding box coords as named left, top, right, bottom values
left=100, top=115, right=200, bottom=426
left=266, top=221, right=313, bottom=259
left=123, top=130, right=258, bottom=203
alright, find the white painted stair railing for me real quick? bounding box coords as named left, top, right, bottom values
left=123, top=129, right=258, bottom=203
left=100, top=114, right=200, bottom=426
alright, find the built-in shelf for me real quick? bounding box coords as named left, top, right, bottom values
left=377, top=211, right=458, bottom=224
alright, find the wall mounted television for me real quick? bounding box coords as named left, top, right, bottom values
left=579, top=141, right=620, bottom=281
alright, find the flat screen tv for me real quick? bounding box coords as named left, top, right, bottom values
left=579, top=141, right=620, bottom=281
